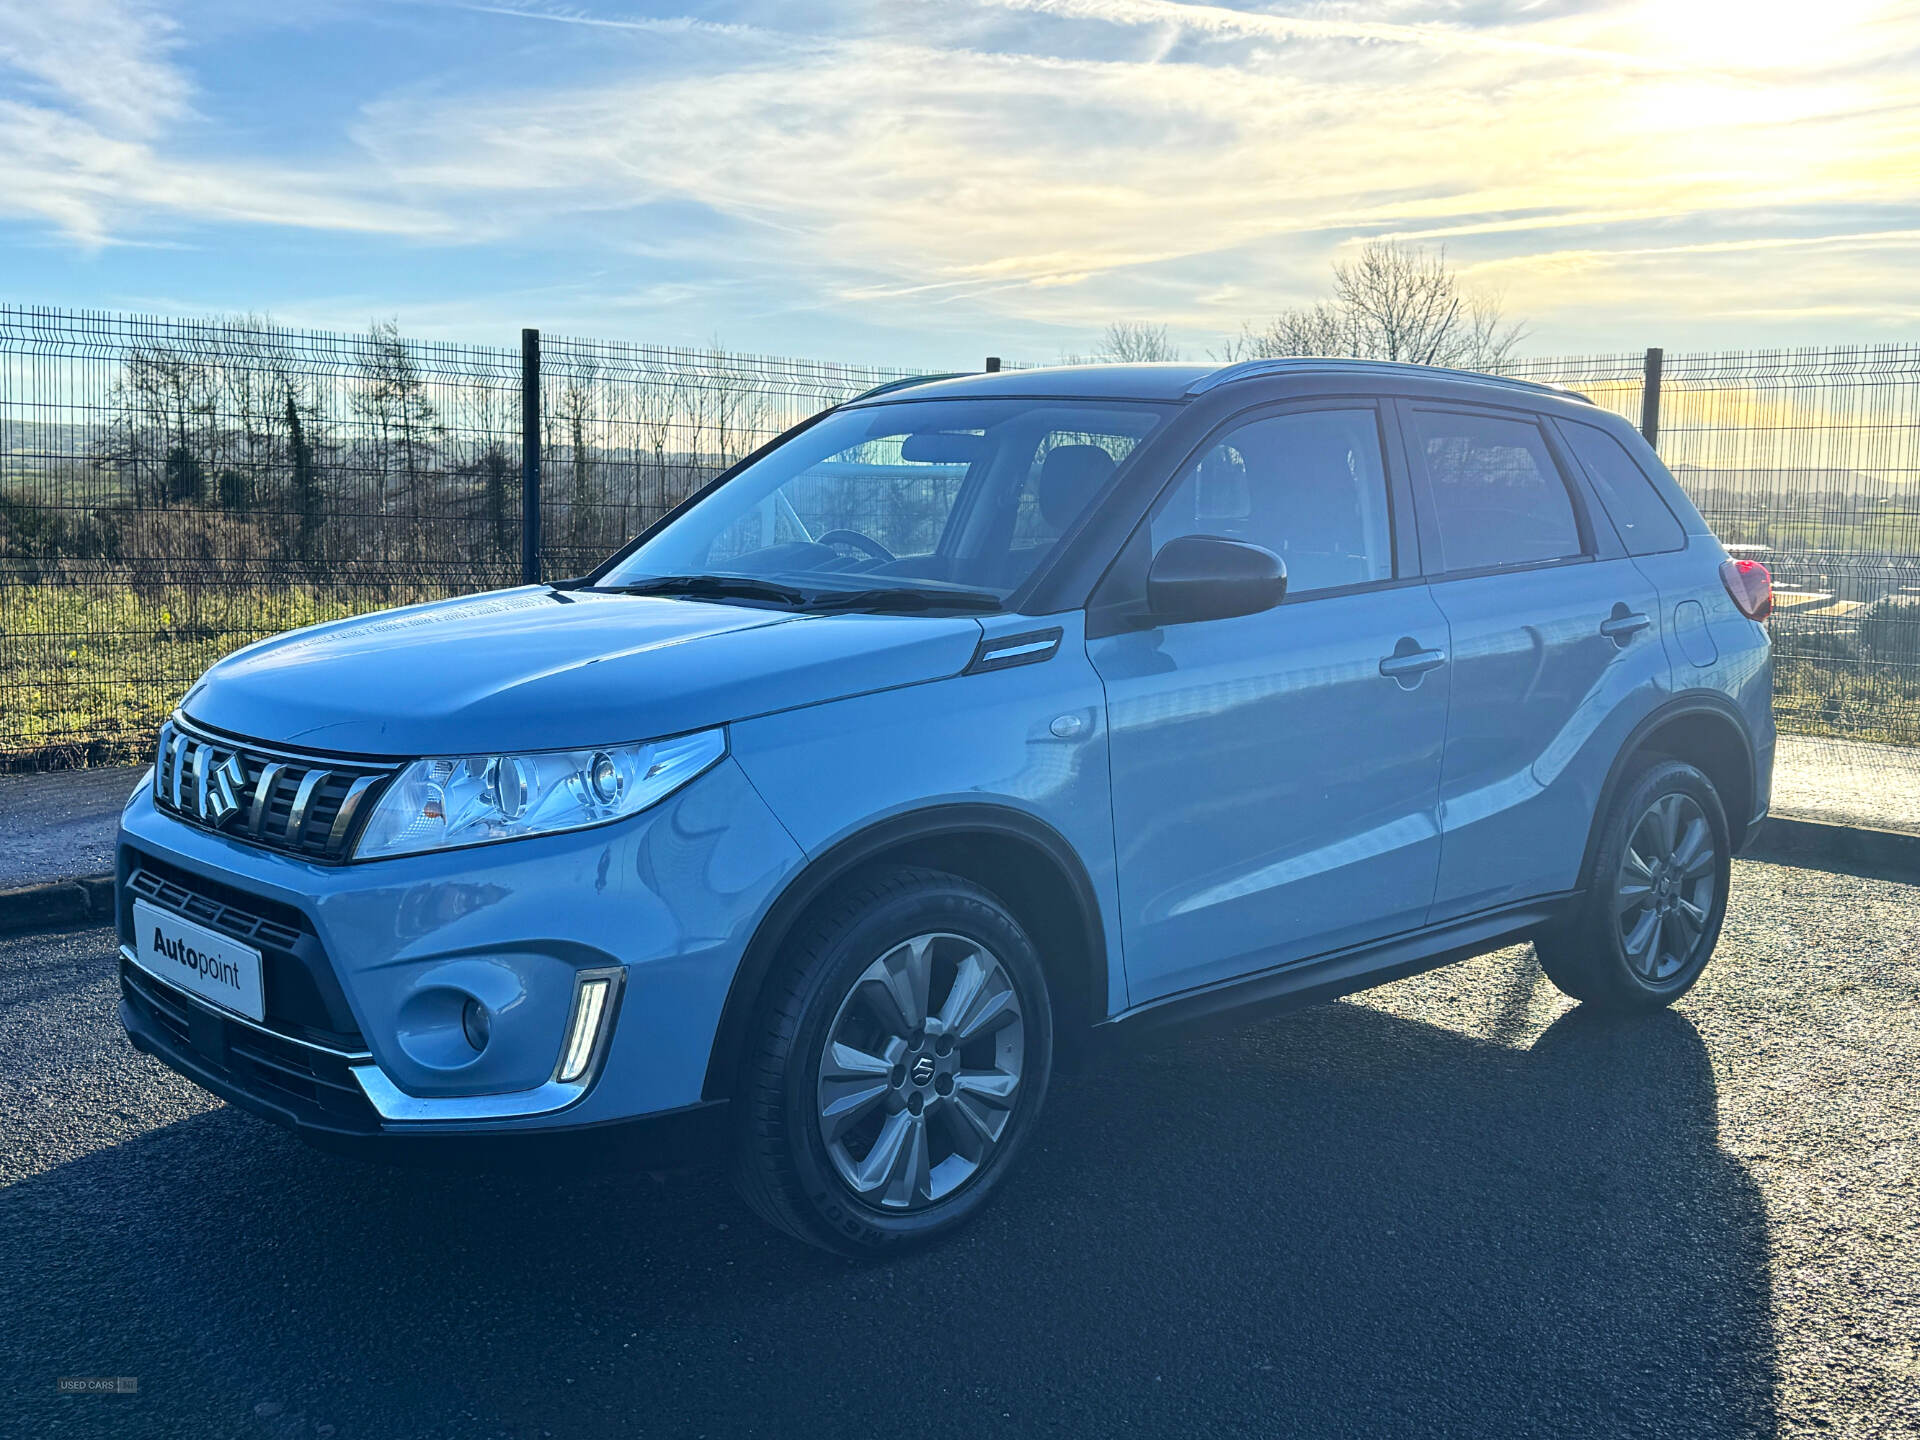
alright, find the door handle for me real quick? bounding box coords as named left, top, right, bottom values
left=1378, top=646, right=1448, bottom=680
left=1600, top=610, right=1653, bottom=645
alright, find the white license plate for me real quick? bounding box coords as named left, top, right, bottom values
left=131, top=899, right=265, bottom=1023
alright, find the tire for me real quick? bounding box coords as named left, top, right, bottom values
left=1535, top=758, right=1733, bottom=1012
left=729, top=865, right=1054, bottom=1256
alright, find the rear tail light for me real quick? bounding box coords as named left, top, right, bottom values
left=1720, top=558, right=1773, bottom=621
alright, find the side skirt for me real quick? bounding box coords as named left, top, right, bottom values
left=1094, top=893, right=1576, bottom=1045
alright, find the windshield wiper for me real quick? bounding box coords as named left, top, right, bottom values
left=593, top=575, right=1003, bottom=614
left=802, top=586, right=1004, bottom=614
left=594, top=575, right=811, bottom=607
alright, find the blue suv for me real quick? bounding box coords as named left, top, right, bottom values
left=117, top=359, right=1774, bottom=1253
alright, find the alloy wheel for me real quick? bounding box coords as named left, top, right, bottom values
left=1616, top=791, right=1718, bottom=983
left=815, top=932, right=1027, bottom=1211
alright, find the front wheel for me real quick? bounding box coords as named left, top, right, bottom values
left=1535, top=758, right=1732, bottom=1012
left=729, top=867, right=1053, bottom=1255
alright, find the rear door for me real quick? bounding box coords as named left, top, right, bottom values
left=1089, top=402, right=1451, bottom=1002
left=1552, top=415, right=1704, bottom=669
left=1397, top=402, right=1669, bottom=922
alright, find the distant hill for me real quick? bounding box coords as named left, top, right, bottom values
left=1671, top=465, right=1917, bottom=498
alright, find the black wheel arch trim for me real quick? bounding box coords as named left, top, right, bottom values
left=701, top=802, right=1110, bottom=1101
left=1584, top=691, right=1759, bottom=883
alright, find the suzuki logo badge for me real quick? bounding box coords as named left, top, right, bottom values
left=199, top=752, right=248, bottom=828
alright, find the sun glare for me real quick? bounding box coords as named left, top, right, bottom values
left=1633, top=0, right=1888, bottom=70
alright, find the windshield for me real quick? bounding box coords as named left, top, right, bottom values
left=596, top=397, right=1169, bottom=608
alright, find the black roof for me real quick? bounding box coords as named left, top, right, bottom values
left=848, top=358, right=1590, bottom=407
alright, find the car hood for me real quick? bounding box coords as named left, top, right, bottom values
left=182, top=587, right=985, bottom=757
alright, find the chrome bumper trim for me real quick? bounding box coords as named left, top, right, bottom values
left=349, top=967, right=624, bottom=1124
left=127, top=941, right=588, bottom=1123
left=128, top=940, right=627, bottom=1126
left=349, top=1066, right=592, bottom=1123
left=119, top=944, right=372, bottom=1062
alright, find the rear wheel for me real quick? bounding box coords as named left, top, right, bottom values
left=1535, top=759, right=1731, bottom=1011
left=729, top=866, right=1053, bottom=1255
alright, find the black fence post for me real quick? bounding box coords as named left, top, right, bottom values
left=984, top=356, right=1002, bottom=372
left=521, top=327, right=541, bottom=585
left=1640, top=346, right=1664, bottom=448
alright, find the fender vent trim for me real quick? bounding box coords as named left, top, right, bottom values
left=965, top=627, right=1064, bottom=675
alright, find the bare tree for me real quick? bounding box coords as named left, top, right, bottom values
left=352, top=320, right=443, bottom=504
left=636, top=365, right=686, bottom=512
left=99, top=336, right=218, bottom=506
left=1061, top=320, right=1182, bottom=365
left=548, top=357, right=601, bottom=552
left=285, top=387, right=324, bottom=566
left=1099, top=320, right=1180, bottom=363
left=1230, top=241, right=1525, bottom=370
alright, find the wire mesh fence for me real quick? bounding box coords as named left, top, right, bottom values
left=1502, top=347, right=1920, bottom=752
left=1503, top=347, right=1920, bottom=834
left=533, top=332, right=916, bottom=581
left=4, top=308, right=1919, bottom=800
left=0, top=307, right=908, bottom=767
left=0, top=309, right=507, bottom=767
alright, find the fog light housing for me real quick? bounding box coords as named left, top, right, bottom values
left=461, top=998, right=491, bottom=1052
left=555, top=970, right=622, bottom=1084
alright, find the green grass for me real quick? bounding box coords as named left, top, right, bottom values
left=0, top=583, right=448, bottom=769
left=4, top=584, right=1918, bottom=769
left=1772, top=654, right=1920, bottom=747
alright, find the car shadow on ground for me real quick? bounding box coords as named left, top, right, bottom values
left=5, top=989, right=1776, bottom=1439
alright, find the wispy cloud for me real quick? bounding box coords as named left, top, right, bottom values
left=0, top=0, right=187, bottom=135
left=4, top=0, right=1920, bottom=353
left=447, top=1, right=762, bottom=40
left=0, top=0, right=459, bottom=245
left=973, top=0, right=1682, bottom=71
left=350, top=0, right=1920, bottom=332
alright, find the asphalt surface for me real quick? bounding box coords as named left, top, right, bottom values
left=0, top=764, right=142, bottom=889
left=3, top=852, right=1916, bottom=1439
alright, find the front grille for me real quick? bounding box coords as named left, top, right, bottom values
left=121, top=850, right=364, bottom=1049
left=128, top=866, right=301, bottom=950
left=153, top=715, right=395, bottom=862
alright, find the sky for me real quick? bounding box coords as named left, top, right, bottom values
left=2, top=0, right=1918, bottom=368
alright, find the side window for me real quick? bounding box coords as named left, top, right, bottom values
left=1148, top=408, right=1394, bottom=596
left=1558, top=420, right=1686, bottom=556
left=1408, top=409, right=1584, bottom=573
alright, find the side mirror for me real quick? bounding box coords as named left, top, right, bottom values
left=1146, top=535, right=1287, bottom=624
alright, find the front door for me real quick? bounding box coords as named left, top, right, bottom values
left=1088, top=405, right=1451, bottom=1004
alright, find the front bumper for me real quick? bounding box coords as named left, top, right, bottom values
left=116, top=755, right=804, bottom=1139
left=118, top=975, right=727, bottom=1168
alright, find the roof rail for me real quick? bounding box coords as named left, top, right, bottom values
left=1186, top=357, right=1592, bottom=403
left=847, top=372, right=970, bottom=403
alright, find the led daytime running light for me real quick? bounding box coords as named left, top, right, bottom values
left=557, top=975, right=615, bottom=1084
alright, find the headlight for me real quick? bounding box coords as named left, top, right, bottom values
left=353, top=730, right=726, bottom=860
